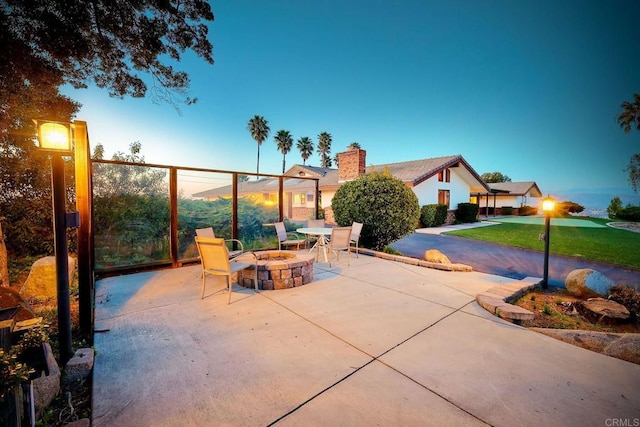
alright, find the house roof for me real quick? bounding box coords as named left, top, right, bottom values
left=488, top=181, right=543, bottom=197
left=191, top=176, right=317, bottom=199
left=192, top=154, right=492, bottom=198
left=285, top=154, right=490, bottom=193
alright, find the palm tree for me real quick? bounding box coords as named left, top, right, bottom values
left=618, top=93, right=640, bottom=133
left=297, top=136, right=314, bottom=165
left=247, top=115, right=270, bottom=176
left=274, top=130, right=293, bottom=174
left=317, top=132, right=332, bottom=168
left=348, top=141, right=361, bottom=150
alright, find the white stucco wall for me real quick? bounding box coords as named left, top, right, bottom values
left=413, top=171, right=471, bottom=208
left=481, top=194, right=536, bottom=208
left=320, top=190, right=336, bottom=209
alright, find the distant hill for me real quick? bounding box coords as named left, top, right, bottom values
left=553, top=188, right=639, bottom=218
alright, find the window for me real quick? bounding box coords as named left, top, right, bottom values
left=437, top=169, right=450, bottom=182
left=293, top=193, right=307, bottom=205
left=438, top=190, right=450, bottom=207
left=300, top=193, right=306, bottom=204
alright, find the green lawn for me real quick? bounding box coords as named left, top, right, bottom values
left=445, top=217, right=640, bottom=269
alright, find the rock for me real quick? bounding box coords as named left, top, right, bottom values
left=63, top=347, right=94, bottom=387
left=424, top=249, right=451, bottom=264
left=20, top=256, right=76, bottom=300
left=577, top=297, right=630, bottom=323
left=603, top=334, right=640, bottom=365
left=565, top=269, right=614, bottom=298
left=532, top=328, right=640, bottom=366
left=32, top=342, right=61, bottom=419
left=531, top=328, right=618, bottom=353
left=0, top=286, right=36, bottom=321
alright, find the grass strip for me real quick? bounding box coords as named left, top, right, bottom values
left=445, top=218, right=640, bottom=269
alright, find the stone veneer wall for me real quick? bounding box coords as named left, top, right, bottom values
left=237, top=251, right=315, bottom=290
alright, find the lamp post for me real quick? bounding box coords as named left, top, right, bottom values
left=541, top=195, right=555, bottom=289
left=36, top=120, right=74, bottom=363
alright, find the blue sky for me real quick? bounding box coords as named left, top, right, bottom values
left=65, top=0, right=640, bottom=200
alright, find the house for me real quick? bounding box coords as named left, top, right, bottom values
left=193, top=148, right=493, bottom=224
left=478, top=181, right=543, bottom=216
left=289, top=149, right=491, bottom=223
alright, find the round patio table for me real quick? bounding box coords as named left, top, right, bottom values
left=296, top=227, right=332, bottom=263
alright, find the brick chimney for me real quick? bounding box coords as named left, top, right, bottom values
left=338, top=148, right=366, bottom=182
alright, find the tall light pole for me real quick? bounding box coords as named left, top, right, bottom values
left=541, top=195, right=555, bottom=289
left=35, top=120, right=74, bottom=363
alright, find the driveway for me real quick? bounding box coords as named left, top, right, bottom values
left=391, top=230, right=640, bottom=287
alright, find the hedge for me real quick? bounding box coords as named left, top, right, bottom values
left=455, top=203, right=479, bottom=223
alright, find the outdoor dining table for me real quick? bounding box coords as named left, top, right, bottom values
left=296, top=227, right=332, bottom=263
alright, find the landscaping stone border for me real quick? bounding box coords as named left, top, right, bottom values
left=357, top=248, right=473, bottom=272
left=475, top=277, right=540, bottom=323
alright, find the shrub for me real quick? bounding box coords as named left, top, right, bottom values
left=616, top=206, right=640, bottom=221
left=420, top=204, right=447, bottom=227
left=607, top=197, right=623, bottom=219
left=454, top=203, right=479, bottom=223
left=331, top=170, right=419, bottom=251
left=0, top=349, right=33, bottom=403
left=434, top=204, right=448, bottom=225
left=519, top=205, right=537, bottom=216
left=557, top=201, right=585, bottom=215
left=608, top=285, right=640, bottom=321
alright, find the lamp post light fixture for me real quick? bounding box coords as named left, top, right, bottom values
left=35, top=119, right=74, bottom=363
left=541, top=195, right=555, bottom=289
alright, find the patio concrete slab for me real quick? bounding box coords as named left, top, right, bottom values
left=94, top=271, right=372, bottom=426
left=92, top=254, right=640, bottom=426
left=276, top=360, right=486, bottom=426
left=381, top=310, right=640, bottom=427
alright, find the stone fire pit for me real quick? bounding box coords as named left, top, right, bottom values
left=236, top=250, right=314, bottom=290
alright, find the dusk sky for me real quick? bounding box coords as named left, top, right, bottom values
left=64, top=0, right=640, bottom=200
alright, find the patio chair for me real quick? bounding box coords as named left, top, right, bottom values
left=350, top=222, right=363, bottom=257
left=327, top=226, right=352, bottom=267
left=194, top=236, right=257, bottom=303
left=196, top=227, right=244, bottom=259
left=274, top=222, right=303, bottom=250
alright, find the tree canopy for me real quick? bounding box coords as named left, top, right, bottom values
left=297, top=137, right=314, bottom=165
left=1, top=0, right=214, bottom=112
left=0, top=0, right=214, bottom=256
left=617, top=93, right=640, bottom=134
left=274, top=130, right=293, bottom=174
left=480, top=172, right=512, bottom=183
left=247, top=115, right=270, bottom=175
left=317, top=132, right=332, bottom=168
left=617, top=94, right=640, bottom=193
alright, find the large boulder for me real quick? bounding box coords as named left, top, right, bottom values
left=20, top=256, right=76, bottom=300
left=424, top=249, right=451, bottom=264
left=565, top=269, right=614, bottom=299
